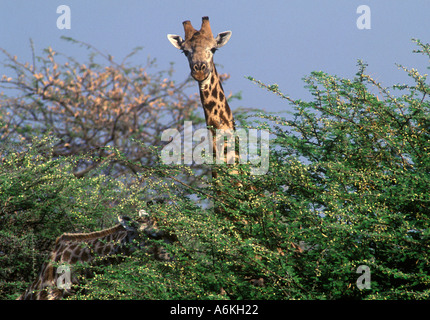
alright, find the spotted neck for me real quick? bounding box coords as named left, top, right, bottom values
left=198, top=66, right=235, bottom=132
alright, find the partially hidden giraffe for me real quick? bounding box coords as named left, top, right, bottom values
left=17, top=210, right=174, bottom=300
left=167, top=18, right=303, bottom=286
left=167, top=16, right=237, bottom=174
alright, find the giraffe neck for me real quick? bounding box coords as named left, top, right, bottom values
left=18, top=216, right=173, bottom=300
left=53, top=225, right=133, bottom=264
left=197, top=66, right=239, bottom=180
left=17, top=225, right=134, bottom=300
left=198, top=66, right=235, bottom=132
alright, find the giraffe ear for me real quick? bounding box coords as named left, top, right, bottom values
left=214, top=31, right=232, bottom=49
left=138, top=209, right=149, bottom=217
left=167, top=34, right=184, bottom=50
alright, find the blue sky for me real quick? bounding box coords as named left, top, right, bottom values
left=1, top=1, right=430, bottom=117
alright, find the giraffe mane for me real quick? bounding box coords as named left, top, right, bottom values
left=55, top=224, right=126, bottom=244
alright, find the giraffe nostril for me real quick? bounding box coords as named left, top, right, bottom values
left=193, top=63, right=207, bottom=72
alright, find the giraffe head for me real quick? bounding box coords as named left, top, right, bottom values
left=118, top=209, right=173, bottom=243
left=167, top=16, right=232, bottom=82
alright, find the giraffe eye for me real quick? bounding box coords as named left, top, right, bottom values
left=211, top=48, right=217, bottom=54
left=182, top=50, right=190, bottom=57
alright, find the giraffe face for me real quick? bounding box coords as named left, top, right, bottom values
left=119, top=211, right=163, bottom=240
left=167, top=17, right=231, bottom=82
left=119, top=211, right=177, bottom=260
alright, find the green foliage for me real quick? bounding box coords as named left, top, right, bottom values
left=244, top=38, right=430, bottom=299
left=2, top=39, right=430, bottom=300
left=0, top=136, right=147, bottom=299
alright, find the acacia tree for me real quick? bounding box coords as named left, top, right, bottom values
left=76, top=39, right=430, bottom=300
left=0, top=37, right=202, bottom=178
left=0, top=38, right=231, bottom=299
left=3, top=38, right=430, bottom=300
left=239, top=38, right=430, bottom=299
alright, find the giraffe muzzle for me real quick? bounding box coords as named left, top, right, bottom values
left=191, top=62, right=210, bottom=81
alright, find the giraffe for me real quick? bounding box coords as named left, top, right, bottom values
left=167, top=18, right=302, bottom=292
left=167, top=16, right=237, bottom=173
left=17, top=210, right=174, bottom=300
left=167, top=16, right=260, bottom=292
